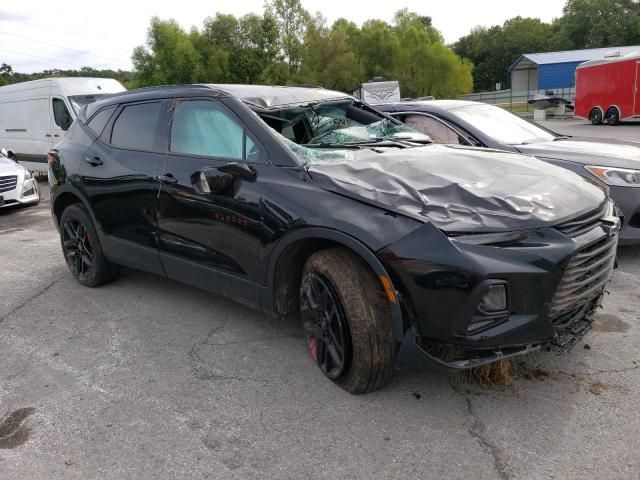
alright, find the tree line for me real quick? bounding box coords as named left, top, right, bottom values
left=131, top=1, right=473, bottom=98
left=1, top=0, right=639, bottom=95
left=454, top=0, right=640, bottom=91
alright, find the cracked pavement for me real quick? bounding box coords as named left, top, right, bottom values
left=2, top=140, right=640, bottom=479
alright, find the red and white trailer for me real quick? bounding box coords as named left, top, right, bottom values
left=575, top=51, right=640, bottom=125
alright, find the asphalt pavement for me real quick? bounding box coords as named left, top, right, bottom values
left=1, top=128, right=640, bottom=479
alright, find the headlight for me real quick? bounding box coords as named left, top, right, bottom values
left=23, top=169, right=32, bottom=179
left=584, top=165, right=640, bottom=187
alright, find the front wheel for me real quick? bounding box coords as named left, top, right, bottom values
left=300, top=248, right=396, bottom=394
left=59, top=204, right=118, bottom=287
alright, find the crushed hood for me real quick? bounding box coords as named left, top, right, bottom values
left=517, top=138, right=640, bottom=169
left=308, top=145, right=606, bottom=233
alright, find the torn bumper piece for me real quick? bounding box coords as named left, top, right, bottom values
left=378, top=217, right=616, bottom=369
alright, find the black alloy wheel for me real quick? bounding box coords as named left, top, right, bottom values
left=59, top=203, right=118, bottom=287
left=589, top=108, right=603, bottom=125
left=300, top=273, right=352, bottom=379
left=62, top=218, right=94, bottom=279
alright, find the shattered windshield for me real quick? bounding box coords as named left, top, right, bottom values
left=277, top=133, right=358, bottom=165
left=259, top=99, right=431, bottom=151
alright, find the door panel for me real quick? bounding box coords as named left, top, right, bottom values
left=157, top=98, right=267, bottom=288
left=157, top=155, right=265, bottom=281
left=79, top=101, right=166, bottom=275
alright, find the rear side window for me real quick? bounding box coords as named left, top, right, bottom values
left=170, top=100, right=263, bottom=162
left=87, top=106, right=116, bottom=136
left=111, top=102, right=162, bottom=151
left=52, top=98, right=73, bottom=131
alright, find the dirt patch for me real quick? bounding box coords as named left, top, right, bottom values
left=589, top=381, right=608, bottom=395
left=592, top=313, right=631, bottom=333
left=0, top=407, right=35, bottom=449
left=521, top=367, right=553, bottom=381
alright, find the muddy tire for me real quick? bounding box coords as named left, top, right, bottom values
left=59, top=204, right=118, bottom=287
left=300, top=248, right=396, bottom=394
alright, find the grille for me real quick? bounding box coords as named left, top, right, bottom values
left=554, top=203, right=608, bottom=237
left=550, top=235, right=617, bottom=321
left=0, top=175, right=17, bottom=193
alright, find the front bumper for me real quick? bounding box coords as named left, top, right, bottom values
left=0, top=176, right=39, bottom=208
left=379, top=219, right=618, bottom=368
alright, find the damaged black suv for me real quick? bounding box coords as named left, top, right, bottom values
left=49, top=85, right=621, bottom=393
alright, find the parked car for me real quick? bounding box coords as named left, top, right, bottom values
left=0, top=77, right=126, bottom=173
left=49, top=85, right=619, bottom=393
left=378, top=100, right=640, bottom=245
left=0, top=148, right=39, bottom=208
left=575, top=50, right=640, bottom=125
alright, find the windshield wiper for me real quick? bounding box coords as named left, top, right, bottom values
left=304, top=142, right=363, bottom=149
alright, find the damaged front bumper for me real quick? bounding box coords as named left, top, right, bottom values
left=379, top=209, right=618, bottom=370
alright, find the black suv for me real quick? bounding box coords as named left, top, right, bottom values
left=49, top=85, right=620, bottom=393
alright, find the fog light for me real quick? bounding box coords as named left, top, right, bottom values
left=479, top=284, right=507, bottom=312
left=467, top=283, right=508, bottom=334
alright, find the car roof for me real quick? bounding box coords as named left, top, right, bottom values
left=378, top=99, right=481, bottom=112
left=81, top=84, right=352, bottom=120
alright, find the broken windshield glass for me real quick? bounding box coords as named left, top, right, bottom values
left=277, top=134, right=358, bottom=165
left=258, top=99, right=431, bottom=148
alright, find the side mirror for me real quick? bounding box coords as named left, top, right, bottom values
left=190, top=162, right=257, bottom=195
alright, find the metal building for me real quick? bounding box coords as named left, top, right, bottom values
left=509, top=45, right=640, bottom=92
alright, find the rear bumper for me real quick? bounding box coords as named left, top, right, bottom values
left=379, top=220, right=617, bottom=367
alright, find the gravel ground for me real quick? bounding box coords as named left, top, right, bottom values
left=1, top=143, right=640, bottom=479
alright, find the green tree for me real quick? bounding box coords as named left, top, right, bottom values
left=393, top=10, right=472, bottom=97
left=454, top=17, right=555, bottom=91
left=0, top=63, right=13, bottom=86
left=557, top=0, right=640, bottom=49
left=132, top=18, right=203, bottom=86
left=265, top=0, right=310, bottom=75
left=300, top=15, right=363, bottom=91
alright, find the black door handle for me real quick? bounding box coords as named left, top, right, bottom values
left=45, top=134, right=52, bottom=137
left=157, top=174, right=178, bottom=185
left=84, top=156, right=103, bottom=166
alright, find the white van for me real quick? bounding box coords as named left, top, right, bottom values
left=0, top=78, right=126, bottom=172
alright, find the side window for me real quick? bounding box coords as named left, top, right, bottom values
left=111, top=102, right=162, bottom=151
left=403, top=114, right=464, bottom=145
left=170, top=100, right=264, bottom=162
left=52, top=98, right=73, bottom=131
left=87, top=106, right=116, bottom=136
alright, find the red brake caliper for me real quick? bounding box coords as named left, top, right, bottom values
left=308, top=336, right=318, bottom=361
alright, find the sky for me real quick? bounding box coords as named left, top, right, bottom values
left=0, top=0, right=566, bottom=73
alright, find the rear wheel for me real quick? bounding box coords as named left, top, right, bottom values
left=605, top=107, right=620, bottom=126
left=300, top=248, right=396, bottom=394
left=589, top=108, right=603, bottom=125
left=59, top=204, right=118, bottom=287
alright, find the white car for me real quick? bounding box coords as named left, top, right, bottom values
left=0, top=148, right=39, bottom=208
